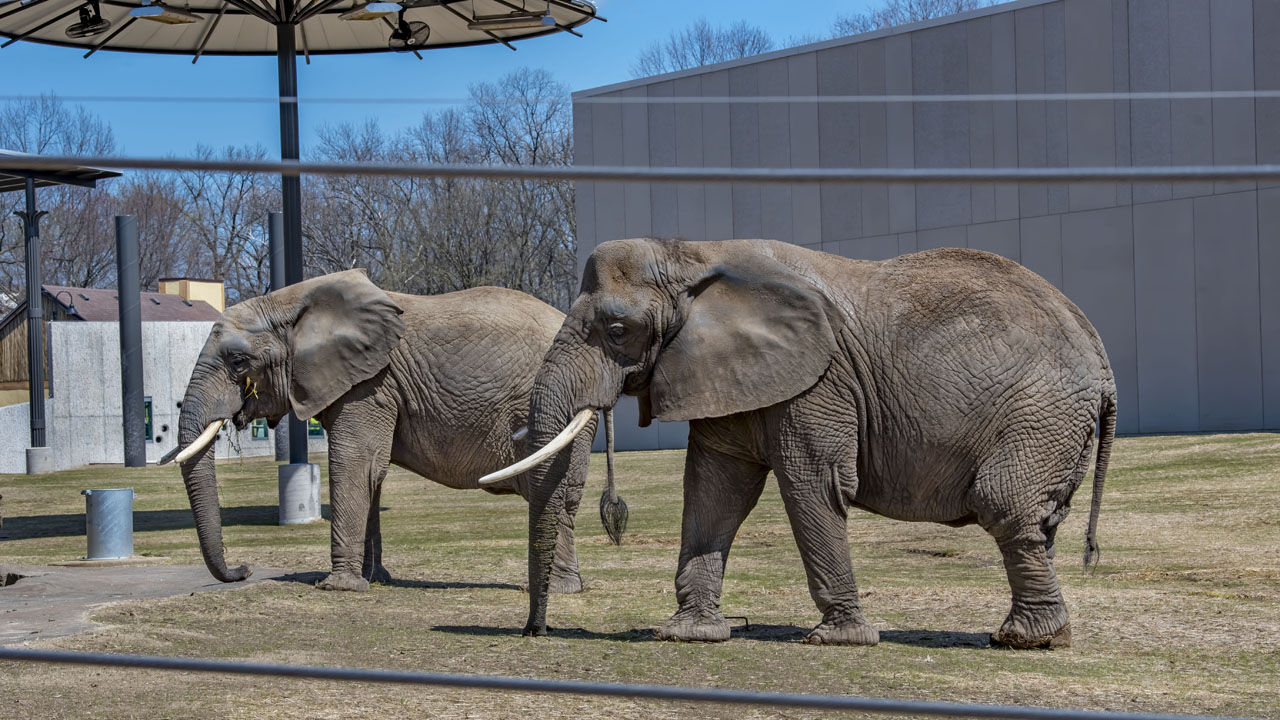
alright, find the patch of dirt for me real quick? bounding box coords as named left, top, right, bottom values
left=0, top=564, right=295, bottom=645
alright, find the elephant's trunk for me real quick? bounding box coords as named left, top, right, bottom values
left=177, top=377, right=251, bottom=583
left=521, top=346, right=620, bottom=635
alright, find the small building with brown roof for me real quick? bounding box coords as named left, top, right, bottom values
left=0, top=281, right=222, bottom=387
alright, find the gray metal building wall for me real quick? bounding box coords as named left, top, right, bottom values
left=575, top=0, right=1280, bottom=449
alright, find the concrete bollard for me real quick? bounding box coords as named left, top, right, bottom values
left=82, top=488, right=135, bottom=560
left=277, top=463, right=321, bottom=525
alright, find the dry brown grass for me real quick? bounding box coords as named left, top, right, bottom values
left=2, top=433, right=1279, bottom=719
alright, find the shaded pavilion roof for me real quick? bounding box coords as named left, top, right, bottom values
left=0, top=0, right=599, bottom=57
left=0, top=149, right=121, bottom=193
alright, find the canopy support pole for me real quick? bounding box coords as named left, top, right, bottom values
left=276, top=17, right=308, bottom=465
left=16, top=177, right=47, bottom=448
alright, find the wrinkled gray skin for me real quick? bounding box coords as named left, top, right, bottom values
left=521, top=238, right=1116, bottom=648
left=177, top=270, right=593, bottom=593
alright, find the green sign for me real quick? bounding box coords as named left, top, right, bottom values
left=251, top=418, right=269, bottom=440
left=308, top=418, right=324, bottom=437
left=144, top=397, right=153, bottom=442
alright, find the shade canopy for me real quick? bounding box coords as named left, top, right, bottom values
left=0, top=149, right=121, bottom=193
left=0, top=0, right=598, bottom=57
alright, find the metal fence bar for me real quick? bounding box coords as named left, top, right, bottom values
left=8, top=154, right=1280, bottom=185
left=0, top=648, right=1259, bottom=720
left=5, top=89, right=1280, bottom=105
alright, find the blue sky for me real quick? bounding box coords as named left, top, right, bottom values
left=4, top=0, right=878, bottom=157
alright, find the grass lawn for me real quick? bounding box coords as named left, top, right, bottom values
left=2, top=433, right=1278, bottom=719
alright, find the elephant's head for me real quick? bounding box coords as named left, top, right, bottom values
left=481, top=238, right=841, bottom=634
left=166, top=269, right=404, bottom=582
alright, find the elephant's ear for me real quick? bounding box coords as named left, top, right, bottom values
left=288, top=271, right=405, bottom=420
left=650, top=254, right=840, bottom=422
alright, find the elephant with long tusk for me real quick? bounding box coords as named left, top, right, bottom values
left=482, top=238, right=1115, bottom=648
left=167, top=269, right=622, bottom=592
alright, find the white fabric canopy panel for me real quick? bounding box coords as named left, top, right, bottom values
left=0, top=0, right=598, bottom=56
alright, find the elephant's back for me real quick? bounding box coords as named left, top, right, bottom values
left=874, top=248, right=1109, bottom=370
left=386, top=287, right=563, bottom=488
left=864, top=249, right=1111, bottom=458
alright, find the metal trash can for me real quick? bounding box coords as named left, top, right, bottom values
left=82, top=488, right=136, bottom=560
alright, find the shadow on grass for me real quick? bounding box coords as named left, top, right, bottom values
left=260, top=572, right=521, bottom=592
left=432, top=624, right=656, bottom=641
left=0, top=505, right=331, bottom=542
left=378, top=578, right=522, bottom=591
left=879, top=629, right=991, bottom=648
left=431, top=623, right=992, bottom=648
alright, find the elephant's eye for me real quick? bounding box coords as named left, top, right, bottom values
left=229, top=354, right=250, bottom=374
left=606, top=322, right=627, bottom=341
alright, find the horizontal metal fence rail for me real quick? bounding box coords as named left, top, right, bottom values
left=0, top=648, right=1260, bottom=720
left=6, top=89, right=1280, bottom=105
left=9, top=153, right=1280, bottom=185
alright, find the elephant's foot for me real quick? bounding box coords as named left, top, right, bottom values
left=990, top=605, right=1071, bottom=649
left=361, top=563, right=392, bottom=585
left=654, top=609, right=731, bottom=643
left=548, top=569, right=584, bottom=594
left=316, top=572, right=370, bottom=592
left=805, top=619, right=880, bottom=646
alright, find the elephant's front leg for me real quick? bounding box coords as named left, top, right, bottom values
left=655, top=440, right=768, bottom=643
left=774, top=458, right=879, bottom=646
left=315, top=398, right=396, bottom=592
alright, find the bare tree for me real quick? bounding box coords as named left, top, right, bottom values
left=306, top=68, right=579, bottom=310
left=176, top=144, right=277, bottom=303
left=631, top=18, right=774, bottom=78
left=833, top=0, right=995, bottom=36
left=0, top=95, right=119, bottom=310
left=118, top=172, right=191, bottom=288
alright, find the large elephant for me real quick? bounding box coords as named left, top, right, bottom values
left=482, top=238, right=1116, bottom=649
left=166, top=270, right=606, bottom=593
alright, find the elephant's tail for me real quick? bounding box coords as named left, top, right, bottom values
left=599, top=407, right=628, bottom=545
left=1083, top=388, right=1116, bottom=570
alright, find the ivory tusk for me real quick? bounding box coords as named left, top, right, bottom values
left=165, top=419, right=225, bottom=465
left=479, top=408, right=595, bottom=486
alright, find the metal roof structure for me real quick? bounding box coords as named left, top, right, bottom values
left=0, top=0, right=600, bottom=58
left=0, top=149, right=121, bottom=193
left=0, top=0, right=601, bottom=468
left=0, top=284, right=220, bottom=332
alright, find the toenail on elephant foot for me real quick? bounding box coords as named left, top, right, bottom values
left=548, top=572, right=584, bottom=594
left=316, top=572, right=370, bottom=592
left=654, top=612, right=731, bottom=642
left=991, top=619, right=1071, bottom=649
left=805, top=621, right=880, bottom=646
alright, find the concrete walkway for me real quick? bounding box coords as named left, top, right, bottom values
left=0, top=564, right=304, bottom=646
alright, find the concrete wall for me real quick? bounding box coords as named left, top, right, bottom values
left=573, top=0, right=1280, bottom=448
left=0, top=322, right=327, bottom=474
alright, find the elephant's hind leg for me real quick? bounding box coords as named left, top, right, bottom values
left=973, top=441, right=1085, bottom=649
left=655, top=440, right=768, bottom=643
left=362, top=478, right=393, bottom=585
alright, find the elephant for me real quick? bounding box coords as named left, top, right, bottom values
left=164, top=269, right=616, bottom=593
left=481, top=238, right=1116, bottom=649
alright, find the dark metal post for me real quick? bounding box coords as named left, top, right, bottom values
left=17, top=177, right=47, bottom=448
left=277, top=18, right=307, bottom=465
left=116, top=215, right=146, bottom=467
left=267, top=211, right=290, bottom=462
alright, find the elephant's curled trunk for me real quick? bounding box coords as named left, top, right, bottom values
left=178, top=397, right=251, bottom=583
